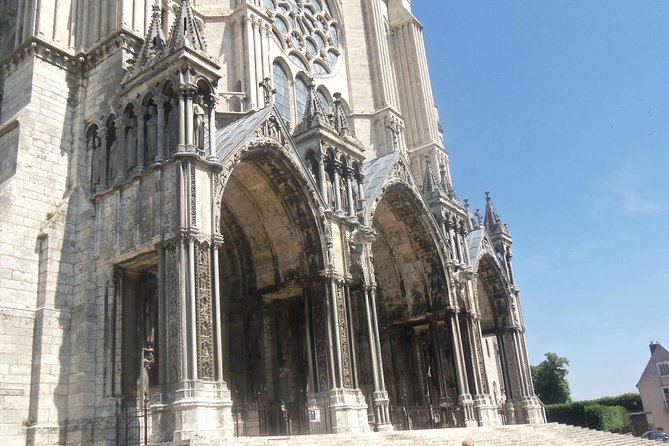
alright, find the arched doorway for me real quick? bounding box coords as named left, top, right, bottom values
left=476, top=254, right=518, bottom=410
left=218, top=150, right=324, bottom=435
left=368, top=185, right=453, bottom=420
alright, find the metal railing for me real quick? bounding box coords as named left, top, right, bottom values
left=389, top=405, right=452, bottom=431
left=232, top=398, right=332, bottom=437
left=116, top=394, right=150, bottom=446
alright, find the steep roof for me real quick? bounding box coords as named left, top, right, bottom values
left=637, top=343, right=669, bottom=388
left=362, top=152, right=399, bottom=205
left=214, top=107, right=274, bottom=160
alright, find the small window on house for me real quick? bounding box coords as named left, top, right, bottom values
left=657, top=362, right=669, bottom=377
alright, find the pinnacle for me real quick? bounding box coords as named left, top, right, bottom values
left=165, top=0, right=208, bottom=54
left=484, top=191, right=511, bottom=236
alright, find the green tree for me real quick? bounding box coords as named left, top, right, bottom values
left=532, top=352, right=571, bottom=404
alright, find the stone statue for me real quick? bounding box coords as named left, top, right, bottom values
left=193, top=102, right=206, bottom=152
left=339, top=175, right=347, bottom=211
left=88, top=132, right=101, bottom=187
left=125, top=119, right=137, bottom=171
left=145, top=105, right=158, bottom=162
left=325, top=169, right=334, bottom=208
left=108, top=135, right=119, bottom=181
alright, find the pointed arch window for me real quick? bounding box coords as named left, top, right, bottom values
left=296, top=76, right=309, bottom=122
left=317, top=89, right=331, bottom=115
left=273, top=62, right=290, bottom=119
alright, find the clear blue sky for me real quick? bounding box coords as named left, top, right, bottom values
left=412, top=1, right=669, bottom=401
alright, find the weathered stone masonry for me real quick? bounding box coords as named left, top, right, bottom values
left=0, top=0, right=544, bottom=444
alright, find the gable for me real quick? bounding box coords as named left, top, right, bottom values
left=637, top=344, right=669, bottom=387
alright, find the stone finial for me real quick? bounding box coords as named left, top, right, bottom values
left=474, top=209, right=483, bottom=227
left=166, top=0, right=208, bottom=54
left=259, top=77, right=276, bottom=107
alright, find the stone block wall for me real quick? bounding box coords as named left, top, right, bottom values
left=0, top=54, right=75, bottom=445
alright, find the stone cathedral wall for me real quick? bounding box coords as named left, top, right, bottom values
left=0, top=55, right=75, bottom=444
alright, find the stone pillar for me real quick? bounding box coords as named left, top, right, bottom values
left=178, top=89, right=186, bottom=152
left=242, top=16, right=257, bottom=108
left=344, top=285, right=359, bottom=388
left=332, top=161, right=342, bottom=213
left=327, top=278, right=344, bottom=387
left=318, top=153, right=328, bottom=200
left=114, top=117, right=128, bottom=181
left=185, top=90, right=194, bottom=149
left=212, top=239, right=224, bottom=381
left=345, top=167, right=355, bottom=217
left=312, top=275, right=370, bottom=433
left=450, top=310, right=476, bottom=426
left=155, top=94, right=167, bottom=162
left=207, top=95, right=218, bottom=160
left=356, top=175, right=366, bottom=223
left=150, top=236, right=233, bottom=443
left=136, top=106, right=146, bottom=172
left=365, top=285, right=392, bottom=430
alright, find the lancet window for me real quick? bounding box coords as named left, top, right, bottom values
left=273, top=62, right=291, bottom=119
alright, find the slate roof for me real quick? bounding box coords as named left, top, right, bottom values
left=362, top=152, right=398, bottom=205
left=214, top=106, right=274, bottom=160
left=466, top=228, right=486, bottom=267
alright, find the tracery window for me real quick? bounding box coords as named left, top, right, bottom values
left=264, top=0, right=341, bottom=76
left=273, top=62, right=291, bottom=119
left=296, top=76, right=309, bottom=121
left=317, top=89, right=330, bottom=115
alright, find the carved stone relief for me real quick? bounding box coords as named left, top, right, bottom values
left=195, top=240, right=215, bottom=380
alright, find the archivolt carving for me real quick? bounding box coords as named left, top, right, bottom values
left=219, top=136, right=329, bottom=268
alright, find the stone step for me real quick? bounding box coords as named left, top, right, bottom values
left=174, top=423, right=651, bottom=446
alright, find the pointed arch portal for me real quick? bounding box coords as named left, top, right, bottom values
left=218, top=149, right=324, bottom=435
left=367, top=185, right=455, bottom=412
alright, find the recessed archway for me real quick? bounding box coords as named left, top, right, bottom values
left=369, top=185, right=451, bottom=409
left=218, top=149, right=324, bottom=435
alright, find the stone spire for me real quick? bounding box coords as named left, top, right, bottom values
left=439, top=160, right=456, bottom=198
left=333, top=92, right=354, bottom=138
left=484, top=192, right=511, bottom=237
left=166, top=0, right=208, bottom=54
left=422, top=154, right=441, bottom=194
left=295, top=81, right=328, bottom=132
left=125, top=3, right=165, bottom=80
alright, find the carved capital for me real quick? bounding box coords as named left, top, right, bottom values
left=154, top=93, right=168, bottom=107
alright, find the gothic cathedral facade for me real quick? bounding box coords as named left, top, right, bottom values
left=0, top=0, right=544, bottom=444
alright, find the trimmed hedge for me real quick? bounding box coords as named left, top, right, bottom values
left=592, top=393, right=643, bottom=413
left=545, top=402, right=631, bottom=433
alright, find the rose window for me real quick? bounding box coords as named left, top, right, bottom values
left=264, top=0, right=341, bottom=76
